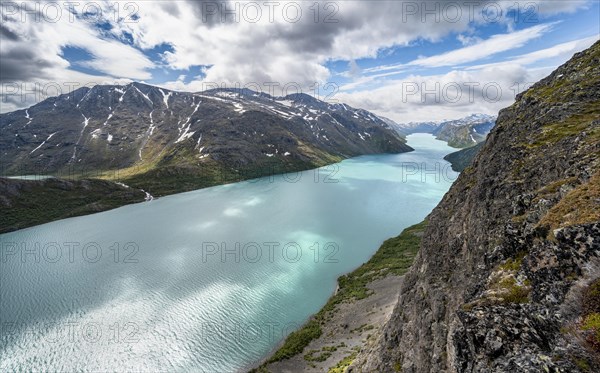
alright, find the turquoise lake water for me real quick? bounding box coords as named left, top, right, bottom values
left=0, top=133, right=458, bottom=372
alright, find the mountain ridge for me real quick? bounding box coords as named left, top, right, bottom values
left=392, top=113, right=496, bottom=148
left=1, top=82, right=411, bottom=196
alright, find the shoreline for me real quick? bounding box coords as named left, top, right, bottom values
left=0, top=148, right=415, bottom=235
left=250, top=221, right=427, bottom=373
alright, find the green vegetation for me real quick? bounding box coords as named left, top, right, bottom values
left=523, top=42, right=599, bottom=105
left=1, top=156, right=337, bottom=233
left=394, top=360, right=403, bottom=372
left=529, top=105, right=600, bottom=148
left=498, top=277, right=530, bottom=304
left=583, top=279, right=600, bottom=315
left=260, top=221, right=426, bottom=366
left=534, top=177, right=579, bottom=201
left=0, top=178, right=145, bottom=233
left=574, top=358, right=591, bottom=372
left=577, top=279, right=600, bottom=352
left=304, top=349, right=332, bottom=362
left=539, top=171, right=600, bottom=232
left=350, top=324, right=374, bottom=333
left=303, top=343, right=347, bottom=362
left=122, top=157, right=326, bottom=197
left=267, top=319, right=322, bottom=362
left=327, top=349, right=359, bottom=373
left=499, top=252, right=526, bottom=271
left=336, top=220, right=426, bottom=301
left=581, top=313, right=600, bottom=352
left=464, top=253, right=532, bottom=308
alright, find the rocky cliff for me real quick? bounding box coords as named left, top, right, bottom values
left=355, top=41, right=600, bottom=372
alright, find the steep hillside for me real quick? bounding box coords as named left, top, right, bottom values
left=0, top=84, right=410, bottom=196
left=356, top=41, right=599, bottom=372
left=444, top=142, right=485, bottom=172
left=0, top=177, right=146, bottom=233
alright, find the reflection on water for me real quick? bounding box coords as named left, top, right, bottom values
left=0, top=134, right=458, bottom=372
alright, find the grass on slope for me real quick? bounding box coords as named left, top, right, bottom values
left=539, top=171, right=600, bottom=232
left=253, top=220, right=427, bottom=368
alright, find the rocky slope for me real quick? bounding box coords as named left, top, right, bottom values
left=0, top=84, right=410, bottom=195
left=353, top=41, right=600, bottom=372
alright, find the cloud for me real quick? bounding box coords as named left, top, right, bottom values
left=335, top=65, right=534, bottom=122
left=409, top=23, right=556, bottom=68
left=334, top=34, right=596, bottom=122
left=0, top=0, right=596, bottom=115
left=1, top=3, right=154, bottom=82
left=467, top=35, right=599, bottom=69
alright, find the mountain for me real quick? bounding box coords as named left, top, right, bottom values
left=433, top=113, right=497, bottom=148
left=354, top=40, right=600, bottom=372
left=444, top=142, right=485, bottom=172
left=393, top=114, right=496, bottom=148
left=392, top=119, right=444, bottom=136
left=0, top=84, right=411, bottom=195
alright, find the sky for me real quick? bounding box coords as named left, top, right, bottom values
left=1, top=0, right=599, bottom=122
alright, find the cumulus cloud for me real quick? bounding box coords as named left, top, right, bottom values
left=336, top=63, right=552, bottom=122
left=0, top=0, right=595, bottom=116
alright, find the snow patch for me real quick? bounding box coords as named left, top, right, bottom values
left=141, top=189, right=154, bottom=201
left=133, top=86, right=153, bottom=106
left=176, top=101, right=201, bottom=143
left=30, top=132, right=57, bottom=154
left=233, top=102, right=245, bottom=113
left=277, top=99, right=294, bottom=107
left=159, top=89, right=172, bottom=108
left=103, top=113, right=113, bottom=126
left=194, top=134, right=204, bottom=152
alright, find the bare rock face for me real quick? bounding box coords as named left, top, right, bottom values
left=354, top=41, right=600, bottom=372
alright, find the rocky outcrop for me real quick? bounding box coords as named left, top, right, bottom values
left=355, top=41, right=600, bottom=372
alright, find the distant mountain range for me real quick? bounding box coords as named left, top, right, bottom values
left=0, top=83, right=411, bottom=195
left=391, top=113, right=497, bottom=148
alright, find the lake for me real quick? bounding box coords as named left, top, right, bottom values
left=0, top=133, right=458, bottom=372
